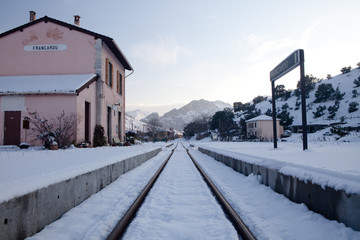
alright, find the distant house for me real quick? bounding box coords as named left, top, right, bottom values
left=0, top=13, right=133, bottom=146
left=246, top=115, right=283, bottom=141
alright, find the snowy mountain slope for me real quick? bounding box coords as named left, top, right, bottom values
left=125, top=114, right=148, bottom=132
left=159, top=99, right=231, bottom=130
left=239, top=68, right=360, bottom=127
left=126, top=109, right=150, bottom=121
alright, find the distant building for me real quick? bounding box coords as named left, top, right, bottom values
left=246, top=115, right=283, bottom=141
left=0, top=13, right=133, bottom=146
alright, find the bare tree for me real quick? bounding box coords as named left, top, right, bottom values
left=28, top=111, right=82, bottom=148
left=147, top=117, right=162, bottom=141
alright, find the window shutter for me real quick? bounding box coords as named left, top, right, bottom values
left=110, top=63, right=113, bottom=87
left=116, top=71, right=120, bottom=93
left=105, top=58, right=109, bottom=84
left=119, top=73, right=123, bottom=95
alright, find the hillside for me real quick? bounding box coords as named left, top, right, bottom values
left=236, top=68, right=360, bottom=139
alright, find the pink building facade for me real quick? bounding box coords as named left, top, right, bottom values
left=0, top=14, right=133, bottom=146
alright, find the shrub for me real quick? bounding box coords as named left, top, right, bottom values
left=331, top=126, right=349, bottom=138
left=332, top=86, right=345, bottom=101
left=29, top=111, right=80, bottom=149
left=348, top=102, right=359, bottom=113
left=352, top=89, right=358, bottom=98
left=354, top=76, right=360, bottom=88
left=340, top=66, right=351, bottom=74
left=252, top=96, right=267, bottom=105
left=313, top=105, right=326, bottom=118
left=328, top=102, right=339, bottom=119
left=93, top=124, right=107, bottom=147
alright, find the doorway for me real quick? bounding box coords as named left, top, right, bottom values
left=4, top=111, right=21, bottom=145
left=85, top=102, right=90, bottom=143
left=107, top=107, right=112, bottom=144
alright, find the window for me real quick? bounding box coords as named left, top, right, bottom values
left=105, top=58, right=113, bottom=87
left=117, top=71, right=123, bottom=95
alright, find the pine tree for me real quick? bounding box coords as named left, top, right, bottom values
left=93, top=124, right=107, bottom=147
left=314, top=83, right=335, bottom=103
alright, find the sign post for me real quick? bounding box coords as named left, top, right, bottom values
left=270, top=49, right=308, bottom=150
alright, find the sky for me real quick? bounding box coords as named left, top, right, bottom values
left=1, top=0, right=360, bottom=115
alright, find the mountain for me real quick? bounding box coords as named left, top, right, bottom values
left=141, top=112, right=160, bottom=123
left=158, top=99, right=232, bottom=130
left=126, top=109, right=151, bottom=121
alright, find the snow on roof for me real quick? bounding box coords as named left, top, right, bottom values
left=0, top=74, right=97, bottom=95
left=246, top=114, right=279, bottom=122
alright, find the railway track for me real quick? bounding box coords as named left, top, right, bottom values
left=107, top=142, right=256, bottom=240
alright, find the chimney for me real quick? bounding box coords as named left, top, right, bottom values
left=29, top=11, right=36, bottom=22
left=74, top=15, right=80, bottom=26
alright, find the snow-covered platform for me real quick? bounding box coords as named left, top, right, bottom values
left=192, top=141, right=360, bottom=231
left=0, top=143, right=168, bottom=240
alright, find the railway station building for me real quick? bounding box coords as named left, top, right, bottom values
left=0, top=12, right=133, bottom=147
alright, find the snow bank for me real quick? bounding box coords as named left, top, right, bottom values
left=192, top=141, right=360, bottom=194
left=0, top=143, right=168, bottom=204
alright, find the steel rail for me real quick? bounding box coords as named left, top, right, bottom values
left=106, top=147, right=176, bottom=240
left=185, top=146, right=257, bottom=240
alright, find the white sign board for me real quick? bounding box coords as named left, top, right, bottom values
left=24, top=44, right=67, bottom=52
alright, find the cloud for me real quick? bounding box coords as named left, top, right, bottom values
left=131, top=35, right=192, bottom=66
left=207, top=14, right=216, bottom=20
left=244, top=21, right=321, bottom=63
left=297, top=20, right=321, bottom=48
left=247, top=37, right=296, bottom=62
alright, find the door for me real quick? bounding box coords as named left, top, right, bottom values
left=4, top=111, right=21, bottom=145
left=85, top=102, right=90, bottom=143
left=118, top=111, right=122, bottom=139
left=107, top=107, right=112, bottom=144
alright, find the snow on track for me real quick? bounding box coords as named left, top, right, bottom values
left=122, top=145, right=239, bottom=240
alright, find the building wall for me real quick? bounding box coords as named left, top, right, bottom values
left=0, top=94, right=78, bottom=145
left=77, top=82, right=97, bottom=144
left=99, top=44, right=126, bottom=143
left=247, top=120, right=283, bottom=140
left=0, top=21, right=96, bottom=75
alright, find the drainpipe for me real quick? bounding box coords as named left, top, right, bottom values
left=125, top=69, right=134, bottom=78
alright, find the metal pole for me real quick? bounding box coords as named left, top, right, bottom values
left=299, top=50, right=308, bottom=150
left=271, top=81, right=277, bottom=148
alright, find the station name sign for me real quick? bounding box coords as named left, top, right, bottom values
left=24, top=44, right=67, bottom=52
left=270, top=49, right=301, bottom=82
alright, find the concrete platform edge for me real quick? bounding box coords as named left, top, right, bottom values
left=0, top=148, right=162, bottom=240
left=198, top=147, right=360, bottom=232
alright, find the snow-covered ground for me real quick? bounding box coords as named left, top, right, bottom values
left=0, top=143, right=168, bottom=204
left=190, top=138, right=360, bottom=194
left=24, top=141, right=360, bottom=239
